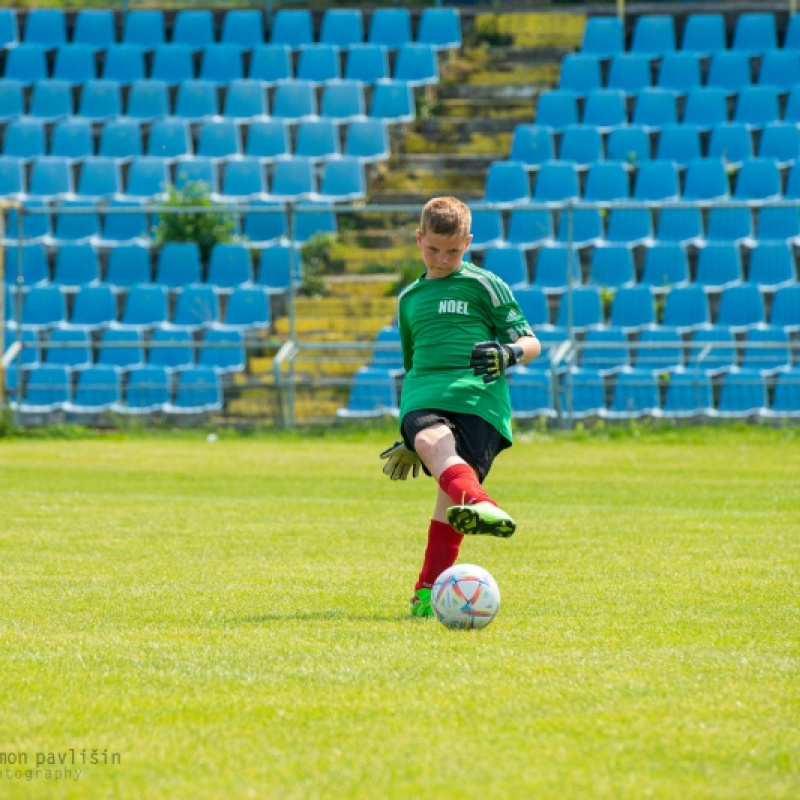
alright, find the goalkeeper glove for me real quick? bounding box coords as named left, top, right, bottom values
left=469, top=341, right=524, bottom=384
left=379, top=441, right=421, bottom=480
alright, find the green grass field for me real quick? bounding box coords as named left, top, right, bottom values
left=1, top=425, right=798, bottom=800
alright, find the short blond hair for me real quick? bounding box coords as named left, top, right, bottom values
left=419, top=196, right=471, bottom=240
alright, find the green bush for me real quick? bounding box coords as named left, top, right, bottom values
left=154, top=182, right=237, bottom=262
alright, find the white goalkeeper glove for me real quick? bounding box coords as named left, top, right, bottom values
left=379, top=441, right=421, bottom=480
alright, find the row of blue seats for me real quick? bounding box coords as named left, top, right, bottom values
left=0, top=42, right=440, bottom=89
left=5, top=283, right=272, bottom=333
left=581, top=13, right=800, bottom=59
left=535, top=85, right=800, bottom=133
left=469, top=205, right=800, bottom=249
left=473, top=241, right=799, bottom=294
left=0, top=78, right=416, bottom=125
left=3, top=242, right=299, bottom=295
left=2, top=117, right=390, bottom=167
left=560, top=49, right=800, bottom=98
left=9, top=363, right=225, bottom=416
left=336, top=362, right=800, bottom=421
left=483, top=159, right=800, bottom=206
left=0, top=154, right=367, bottom=205
left=510, top=122, right=800, bottom=171
left=5, top=323, right=246, bottom=374
left=0, top=8, right=461, bottom=53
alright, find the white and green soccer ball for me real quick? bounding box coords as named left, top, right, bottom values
left=431, top=564, right=501, bottom=630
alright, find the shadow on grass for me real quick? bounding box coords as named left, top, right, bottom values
left=222, top=610, right=418, bottom=625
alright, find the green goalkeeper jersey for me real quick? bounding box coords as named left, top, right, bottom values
left=397, top=262, right=535, bottom=444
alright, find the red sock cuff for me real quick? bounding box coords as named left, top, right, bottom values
left=438, top=463, right=494, bottom=507
left=438, top=464, right=476, bottom=500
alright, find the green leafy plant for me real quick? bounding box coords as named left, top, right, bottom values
left=154, top=182, right=237, bottom=262
left=299, top=233, right=335, bottom=296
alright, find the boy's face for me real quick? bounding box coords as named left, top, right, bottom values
left=416, top=230, right=472, bottom=279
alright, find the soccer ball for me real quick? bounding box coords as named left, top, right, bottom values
left=431, top=564, right=501, bottom=630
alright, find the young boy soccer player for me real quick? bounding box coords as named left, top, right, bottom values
left=380, top=196, right=541, bottom=617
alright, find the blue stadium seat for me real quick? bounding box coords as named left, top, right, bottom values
left=741, top=325, right=791, bottom=375
left=102, top=44, right=146, bottom=85
left=337, top=366, right=399, bottom=418
left=695, top=242, right=743, bottom=290
left=734, top=86, right=781, bottom=131
left=715, top=283, right=765, bottom=331
left=173, top=80, right=219, bottom=123
left=4, top=44, right=48, bottom=86
left=320, top=80, right=366, bottom=123
left=255, top=243, right=301, bottom=292
left=220, top=286, right=271, bottom=330
left=28, top=80, right=74, bottom=123
left=177, top=155, right=221, bottom=193
left=344, top=43, right=389, bottom=85
left=65, top=364, right=122, bottom=416
left=221, top=9, right=265, bottom=49
left=198, top=328, right=246, bottom=374
left=704, top=207, right=754, bottom=245
left=3, top=119, right=46, bottom=163
left=155, top=242, right=202, bottom=290
left=706, top=51, right=752, bottom=97
left=580, top=326, right=629, bottom=374
left=96, top=328, right=146, bottom=370
left=560, top=367, right=606, bottom=419
left=369, top=81, right=414, bottom=123
left=507, top=208, right=554, bottom=249
left=634, top=326, right=684, bottom=373
left=297, top=44, right=341, bottom=85
left=558, top=124, right=603, bottom=170
left=631, top=15, right=676, bottom=59
left=582, top=161, right=629, bottom=201
left=512, top=286, right=550, bottom=327
left=271, top=80, right=318, bottom=121
left=242, top=200, right=287, bottom=246
left=99, top=199, right=151, bottom=246
left=249, top=44, right=293, bottom=84
left=369, top=325, right=403, bottom=371
left=733, top=158, right=782, bottom=202
left=509, top=125, right=555, bottom=171
left=50, top=119, right=94, bottom=161
left=270, top=9, right=314, bottom=50
left=533, top=161, right=579, bottom=202
left=640, top=243, right=689, bottom=290
left=320, top=9, right=363, bottom=49
left=766, top=368, right=800, bottom=419
left=655, top=124, right=701, bottom=170
left=716, top=368, right=768, bottom=418
left=681, top=13, right=726, bottom=58
left=757, top=49, right=800, bottom=94
left=200, top=44, right=245, bottom=85
left=21, top=285, right=67, bottom=331
left=0, top=82, right=25, bottom=124
left=609, top=285, right=656, bottom=332
left=607, top=368, right=662, bottom=418
left=631, top=88, right=678, bottom=133
left=171, top=284, right=220, bottom=332
left=580, top=17, right=624, bottom=60
left=707, top=123, right=754, bottom=168
left=3, top=199, right=50, bottom=243
left=582, top=89, right=627, bottom=132
left=748, top=242, right=797, bottom=290
left=508, top=367, right=556, bottom=419
left=123, top=157, right=170, bottom=200
left=126, top=80, right=170, bottom=123
left=344, top=119, right=390, bottom=163
left=367, top=8, right=411, bottom=52
left=418, top=7, right=462, bottom=51
left=533, top=246, right=581, bottom=293
left=756, top=206, right=800, bottom=242
left=28, top=156, right=74, bottom=199
left=215, top=157, right=268, bottom=201
left=534, top=90, right=579, bottom=132
left=656, top=206, right=704, bottom=245
left=556, top=208, right=603, bottom=247
left=295, top=119, right=340, bottom=163
left=292, top=202, right=337, bottom=243
left=554, top=286, right=603, bottom=331
left=16, top=364, right=71, bottom=414
left=223, top=80, right=268, bottom=121
left=656, top=52, right=701, bottom=97
left=606, top=125, right=651, bottom=167
left=115, top=283, right=169, bottom=332
left=244, top=120, right=290, bottom=162
left=687, top=324, right=737, bottom=375
left=317, top=157, right=366, bottom=202
left=73, top=9, right=115, bottom=51
left=481, top=246, right=529, bottom=289
left=607, top=53, right=652, bottom=96
left=23, top=9, right=66, bottom=48
left=36, top=327, right=82, bottom=377
left=661, top=284, right=710, bottom=332
left=0, top=8, right=19, bottom=49
left=147, top=118, right=192, bottom=160
left=758, top=123, right=800, bottom=168
left=51, top=197, right=102, bottom=246
left=731, top=12, right=778, bottom=56
left=196, top=120, right=242, bottom=161
left=662, top=368, right=714, bottom=417
left=122, top=11, right=165, bottom=47
left=148, top=326, right=195, bottom=371
left=394, top=43, right=439, bottom=87
left=67, top=283, right=117, bottom=331
left=52, top=44, right=97, bottom=86
left=164, top=366, right=223, bottom=414
left=558, top=53, right=602, bottom=97
left=117, top=364, right=171, bottom=414
left=682, top=87, right=728, bottom=132
left=0, top=156, right=27, bottom=199
left=150, top=44, right=194, bottom=86
left=206, top=243, right=253, bottom=293
left=632, top=159, right=680, bottom=201
left=105, top=245, right=152, bottom=292
left=683, top=158, right=730, bottom=201
left=589, top=245, right=636, bottom=289
left=468, top=209, right=504, bottom=252
left=484, top=161, right=531, bottom=207
left=172, top=10, right=214, bottom=50
left=270, top=157, right=316, bottom=201
left=5, top=243, right=49, bottom=288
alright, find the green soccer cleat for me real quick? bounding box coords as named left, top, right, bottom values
left=410, top=587, right=434, bottom=618
left=447, top=501, right=516, bottom=538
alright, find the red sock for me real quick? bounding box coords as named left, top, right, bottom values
left=415, top=520, right=464, bottom=590
left=438, top=463, right=495, bottom=507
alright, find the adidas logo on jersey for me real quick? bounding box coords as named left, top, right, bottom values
left=506, top=309, right=522, bottom=322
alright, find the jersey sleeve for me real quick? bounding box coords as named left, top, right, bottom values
left=397, top=292, right=414, bottom=373
left=480, top=272, right=535, bottom=344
